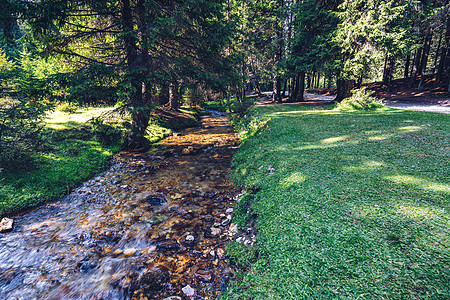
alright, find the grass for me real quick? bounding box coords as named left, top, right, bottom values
left=224, top=104, right=449, bottom=299
left=0, top=105, right=192, bottom=217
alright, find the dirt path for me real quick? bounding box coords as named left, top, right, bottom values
left=0, top=113, right=240, bottom=299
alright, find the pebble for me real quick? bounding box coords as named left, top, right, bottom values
left=113, top=249, right=123, bottom=256
left=210, top=227, right=221, bottom=236
left=0, top=218, right=14, bottom=232
left=163, top=297, right=181, bottom=300
left=217, top=248, right=225, bottom=259
left=186, top=235, right=195, bottom=241
left=182, top=285, right=195, bottom=297
left=123, top=248, right=136, bottom=256
left=226, top=208, right=234, bottom=213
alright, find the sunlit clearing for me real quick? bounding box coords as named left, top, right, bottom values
left=397, top=126, right=422, bottom=133
left=395, top=204, right=444, bottom=220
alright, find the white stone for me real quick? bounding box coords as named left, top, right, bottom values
left=0, top=218, right=13, bottom=233
left=182, top=285, right=195, bottom=297
left=186, top=235, right=195, bottom=241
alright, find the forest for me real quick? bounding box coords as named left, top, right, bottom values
left=0, top=0, right=449, bottom=299
left=1, top=0, right=449, bottom=152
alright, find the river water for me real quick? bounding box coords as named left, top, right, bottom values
left=0, top=113, right=240, bottom=299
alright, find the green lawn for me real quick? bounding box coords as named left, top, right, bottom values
left=225, top=105, right=449, bottom=299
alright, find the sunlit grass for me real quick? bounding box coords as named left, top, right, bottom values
left=46, top=106, right=116, bottom=129
left=225, top=105, right=449, bottom=299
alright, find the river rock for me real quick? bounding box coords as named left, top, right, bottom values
left=139, top=267, right=170, bottom=292
left=123, top=248, right=136, bottom=256
left=137, top=193, right=166, bottom=206
left=0, top=218, right=13, bottom=232
left=182, top=285, right=196, bottom=297
left=185, top=235, right=195, bottom=241
left=195, top=269, right=213, bottom=282
left=216, top=248, right=225, bottom=259
left=163, top=297, right=181, bottom=300
left=157, top=240, right=180, bottom=252
left=210, top=227, right=221, bottom=236
left=148, top=215, right=167, bottom=225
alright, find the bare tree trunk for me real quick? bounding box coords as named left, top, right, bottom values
left=335, top=79, right=354, bottom=102
left=433, top=31, right=443, bottom=73
left=385, top=55, right=395, bottom=92
left=297, top=72, right=305, bottom=101
left=436, top=15, right=450, bottom=89
left=404, top=54, right=411, bottom=79
left=418, top=31, right=433, bottom=90
left=168, top=82, right=180, bottom=110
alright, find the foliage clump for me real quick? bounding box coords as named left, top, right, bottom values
left=336, top=88, right=385, bottom=111
left=0, top=97, right=51, bottom=169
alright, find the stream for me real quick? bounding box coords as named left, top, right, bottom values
left=0, top=112, right=241, bottom=299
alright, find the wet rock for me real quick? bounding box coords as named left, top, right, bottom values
left=123, top=248, right=136, bottom=256
left=185, top=235, right=195, bottom=241
left=210, top=227, right=221, bottom=236
left=0, top=218, right=14, bottom=232
left=139, top=266, right=170, bottom=292
left=163, top=297, right=182, bottom=300
left=221, top=216, right=232, bottom=226
left=157, top=240, right=180, bottom=252
left=137, top=193, right=166, bottom=206
left=182, top=285, right=196, bottom=297
left=113, top=249, right=123, bottom=256
left=147, top=215, right=168, bottom=225
left=195, top=269, right=213, bottom=282
left=226, top=208, right=234, bottom=214
left=77, top=257, right=97, bottom=273
left=216, top=248, right=225, bottom=259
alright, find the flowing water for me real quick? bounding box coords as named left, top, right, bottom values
left=0, top=112, right=241, bottom=299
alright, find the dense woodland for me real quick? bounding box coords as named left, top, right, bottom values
left=1, top=0, right=449, bottom=152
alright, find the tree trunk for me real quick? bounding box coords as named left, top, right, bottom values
left=327, top=75, right=332, bottom=90
left=433, top=31, right=443, bottom=73
left=289, top=73, right=299, bottom=102
left=334, top=79, right=354, bottom=102
left=168, top=82, right=180, bottom=110
left=404, top=54, right=411, bottom=79
left=418, top=31, right=432, bottom=90
left=409, top=47, right=422, bottom=88
left=122, top=0, right=152, bottom=149
left=297, top=72, right=305, bottom=101
left=436, top=14, right=450, bottom=88
left=385, top=55, right=395, bottom=92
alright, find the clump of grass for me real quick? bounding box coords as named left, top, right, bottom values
left=336, top=87, right=384, bottom=111
left=225, top=104, right=449, bottom=299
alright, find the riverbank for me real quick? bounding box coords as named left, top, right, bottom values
left=225, top=104, right=449, bottom=299
left=0, top=106, right=201, bottom=218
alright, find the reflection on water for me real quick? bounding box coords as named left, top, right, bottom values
left=0, top=113, right=240, bottom=299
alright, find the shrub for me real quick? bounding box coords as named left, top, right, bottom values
left=90, top=117, right=124, bottom=146
left=58, top=102, right=79, bottom=114
left=0, top=97, right=51, bottom=169
left=336, top=87, right=384, bottom=110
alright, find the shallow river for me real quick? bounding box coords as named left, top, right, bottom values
left=0, top=112, right=240, bottom=299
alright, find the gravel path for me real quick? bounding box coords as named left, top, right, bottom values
left=261, top=92, right=450, bottom=114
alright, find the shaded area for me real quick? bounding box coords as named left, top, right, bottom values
left=0, top=114, right=240, bottom=299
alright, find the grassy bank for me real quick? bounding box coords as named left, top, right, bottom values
left=0, top=106, right=200, bottom=217
left=225, top=105, right=449, bottom=299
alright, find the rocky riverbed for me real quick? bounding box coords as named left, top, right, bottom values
left=0, top=112, right=241, bottom=299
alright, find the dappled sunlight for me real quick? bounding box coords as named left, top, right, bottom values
left=396, top=125, right=423, bottom=133
left=321, top=136, right=349, bottom=144
left=394, top=204, right=445, bottom=221
left=342, top=160, right=386, bottom=172
left=386, top=175, right=450, bottom=193
left=280, top=172, right=308, bottom=188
